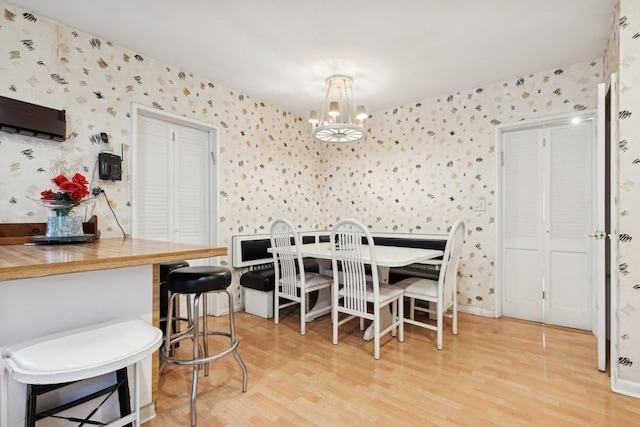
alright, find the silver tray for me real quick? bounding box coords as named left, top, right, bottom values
left=31, top=234, right=97, bottom=244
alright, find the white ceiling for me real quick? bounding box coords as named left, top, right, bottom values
left=8, top=0, right=616, bottom=118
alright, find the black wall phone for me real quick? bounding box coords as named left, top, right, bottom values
left=98, top=152, right=122, bottom=181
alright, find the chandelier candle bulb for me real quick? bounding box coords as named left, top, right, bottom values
left=328, top=101, right=340, bottom=118
left=309, top=110, right=319, bottom=125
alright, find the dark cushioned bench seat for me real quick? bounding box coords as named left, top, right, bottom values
left=239, top=258, right=320, bottom=292
left=389, top=262, right=441, bottom=284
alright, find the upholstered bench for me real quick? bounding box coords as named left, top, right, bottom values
left=239, top=259, right=319, bottom=319
left=239, top=266, right=276, bottom=318
left=232, top=234, right=321, bottom=319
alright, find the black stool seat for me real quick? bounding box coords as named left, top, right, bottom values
left=168, top=266, right=232, bottom=294
left=160, top=260, right=190, bottom=278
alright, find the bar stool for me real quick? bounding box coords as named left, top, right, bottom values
left=159, top=261, right=190, bottom=356
left=160, top=266, right=247, bottom=427
left=1, top=317, right=162, bottom=427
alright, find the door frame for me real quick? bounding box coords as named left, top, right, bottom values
left=130, top=103, right=226, bottom=314
left=494, top=109, right=600, bottom=328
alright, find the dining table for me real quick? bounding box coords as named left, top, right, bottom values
left=295, top=242, right=443, bottom=341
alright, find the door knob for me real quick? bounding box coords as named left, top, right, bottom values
left=588, top=231, right=610, bottom=239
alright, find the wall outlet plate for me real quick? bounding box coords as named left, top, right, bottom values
left=474, top=198, right=486, bottom=211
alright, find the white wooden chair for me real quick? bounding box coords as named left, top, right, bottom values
left=270, top=218, right=333, bottom=335
left=395, top=218, right=466, bottom=350
left=330, top=218, right=404, bottom=359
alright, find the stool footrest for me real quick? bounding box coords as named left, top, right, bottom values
left=161, top=335, right=239, bottom=366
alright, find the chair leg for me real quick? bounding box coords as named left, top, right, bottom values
left=202, top=295, right=210, bottom=377
left=132, top=362, right=140, bottom=427
left=373, top=313, right=380, bottom=360
left=25, top=384, right=36, bottom=427
left=191, top=294, right=200, bottom=427
left=115, top=368, right=133, bottom=427
left=161, top=293, right=177, bottom=373
left=274, top=288, right=280, bottom=326
left=332, top=301, right=339, bottom=345
left=409, top=297, right=416, bottom=320
left=225, top=290, right=248, bottom=393
left=1, top=368, right=8, bottom=427
left=300, top=291, right=306, bottom=336
left=436, top=302, right=443, bottom=351
left=398, top=298, right=404, bottom=343
left=452, top=299, right=458, bottom=335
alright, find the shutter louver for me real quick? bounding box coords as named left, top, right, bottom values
left=549, top=124, right=591, bottom=239
left=134, top=116, right=172, bottom=241
left=175, top=124, right=210, bottom=245
left=504, top=130, right=539, bottom=239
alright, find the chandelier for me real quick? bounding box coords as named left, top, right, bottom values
left=308, top=74, right=367, bottom=143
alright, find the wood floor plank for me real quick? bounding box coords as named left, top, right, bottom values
left=146, top=309, right=637, bottom=426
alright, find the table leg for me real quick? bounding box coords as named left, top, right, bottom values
left=306, top=259, right=333, bottom=322
left=306, top=287, right=332, bottom=321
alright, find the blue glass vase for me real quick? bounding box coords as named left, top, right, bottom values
left=45, top=206, right=83, bottom=238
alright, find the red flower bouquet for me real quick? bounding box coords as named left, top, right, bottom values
left=41, top=173, right=90, bottom=203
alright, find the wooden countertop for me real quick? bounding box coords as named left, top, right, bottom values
left=0, top=238, right=227, bottom=281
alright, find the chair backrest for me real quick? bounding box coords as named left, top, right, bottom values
left=270, top=218, right=305, bottom=297
left=330, top=219, right=380, bottom=314
left=439, top=219, right=466, bottom=307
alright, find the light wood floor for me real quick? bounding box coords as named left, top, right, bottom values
left=146, top=308, right=639, bottom=426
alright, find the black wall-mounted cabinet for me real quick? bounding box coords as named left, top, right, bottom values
left=0, top=96, right=66, bottom=141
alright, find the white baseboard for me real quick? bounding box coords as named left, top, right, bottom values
left=457, top=305, right=495, bottom=318
left=140, top=402, right=157, bottom=424
left=612, top=376, right=640, bottom=399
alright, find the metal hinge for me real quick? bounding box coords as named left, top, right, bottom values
left=210, top=152, right=216, bottom=165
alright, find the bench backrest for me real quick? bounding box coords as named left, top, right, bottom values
left=232, top=230, right=447, bottom=268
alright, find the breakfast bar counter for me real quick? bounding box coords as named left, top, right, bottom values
left=0, top=238, right=226, bottom=426
left=0, top=237, right=225, bottom=280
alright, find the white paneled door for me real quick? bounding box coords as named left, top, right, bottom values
left=500, top=114, right=596, bottom=331
left=132, top=113, right=215, bottom=251
left=502, top=129, right=543, bottom=323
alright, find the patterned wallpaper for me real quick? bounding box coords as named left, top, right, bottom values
left=0, top=0, right=621, bottom=335
left=616, top=0, right=640, bottom=388
left=321, top=60, right=602, bottom=315
left=0, top=1, right=323, bottom=307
